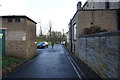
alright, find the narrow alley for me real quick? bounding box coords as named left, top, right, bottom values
left=3, top=45, right=81, bottom=79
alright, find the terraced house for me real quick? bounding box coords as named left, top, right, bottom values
left=1, top=15, right=37, bottom=59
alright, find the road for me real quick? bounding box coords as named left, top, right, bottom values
left=3, top=44, right=80, bottom=79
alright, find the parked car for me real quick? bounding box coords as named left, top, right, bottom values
left=61, top=41, right=65, bottom=45
left=37, top=42, right=48, bottom=49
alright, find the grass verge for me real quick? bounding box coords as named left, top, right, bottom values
left=2, top=53, right=39, bottom=75
left=2, top=56, right=22, bottom=75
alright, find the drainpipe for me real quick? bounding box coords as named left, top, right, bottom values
left=69, top=19, right=72, bottom=53
left=117, top=9, right=120, bottom=30
left=91, top=0, right=94, bottom=9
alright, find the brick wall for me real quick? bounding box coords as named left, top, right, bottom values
left=77, top=31, right=120, bottom=78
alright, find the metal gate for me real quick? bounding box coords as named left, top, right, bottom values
left=0, top=29, right=5, bottom=56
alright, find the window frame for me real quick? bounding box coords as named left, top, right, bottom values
left=15, top=18, right=21, bottom=22
left=8, top=18, right=13, bottom=22
left=105, top=2, right=109, bottom=9
left=73, top=23, right=77, bottom=41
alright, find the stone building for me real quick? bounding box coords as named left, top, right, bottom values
left=82, top=0, right=120, bottom=9
left=67, top=2, right=120, bottom=78
left=68, top=1, right=120, bottom=54
left=1, top=15, right=37, bottom=59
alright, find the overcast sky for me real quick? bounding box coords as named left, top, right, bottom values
left=0, top=0, right=86, bottom=35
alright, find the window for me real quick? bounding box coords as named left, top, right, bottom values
left=67, top=32, right=69, bottom=43
left=92, top=2, right=94, bottom=9
left=105, top=2, right=109, bottom=9
left=15, top=18, right=20, bottom=22
left=8, top=18, right=12, bottom=22
left=73, top=24, right=77, bottom=40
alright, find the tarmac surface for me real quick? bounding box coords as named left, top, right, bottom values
left=4, top=44, right=80, bottom=79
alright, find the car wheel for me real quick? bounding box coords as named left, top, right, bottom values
left=37, top=46, right=39, bottom=49
left=39, top=46, right=41, bottom=49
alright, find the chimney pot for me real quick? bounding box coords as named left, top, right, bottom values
left=77, top=2, right=82, bottom=10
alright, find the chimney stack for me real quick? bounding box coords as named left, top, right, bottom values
left=77, top=2, right=82, bottom=10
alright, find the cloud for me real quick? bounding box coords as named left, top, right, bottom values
left=0, top=0, right=86, bottom=35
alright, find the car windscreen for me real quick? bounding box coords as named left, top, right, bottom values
left=39, top=42, right=45, bottom=45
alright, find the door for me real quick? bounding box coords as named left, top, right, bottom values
left=0, top=29, right=5, bottom=56
left=74, top=44, right=75, bottom=54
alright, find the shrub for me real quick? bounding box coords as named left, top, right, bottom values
left=84, top=25, right=108, bottom=34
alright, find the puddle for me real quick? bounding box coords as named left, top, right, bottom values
left=49, top=50, right=56, bottom=52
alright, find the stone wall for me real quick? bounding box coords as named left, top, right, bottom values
left=69, top=9, right=119, bottom=55
left=2, top=16, right=36, bottom=59
left=77, top=9, right=119, bottom=37
left=77, top=31, right=120, bottom=78
left=70, top=12, right=79, bottom=54
left=26, top=18, right=36, bottom=59
left=6, top=41, right=26, bottom=59
left=5, top=31, right=26, bottom=59
left=2, top=18, right=27, bottom=59
left=83, top=2, right=120, bottom=9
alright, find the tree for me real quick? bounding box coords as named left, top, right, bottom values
left=49, top=21, right=52, bottom=36
left=38, top=20, right=42, bottom=36
left=62, top=29, right=65, bottom=41
left=37, top=20, right=66, bottom=44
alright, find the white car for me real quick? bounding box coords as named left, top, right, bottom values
left=61, top=41, right=65, bottom=45
left=45, top=42, right=48, bottom=46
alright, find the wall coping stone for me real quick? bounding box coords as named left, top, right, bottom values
left=79, top=30, right=120, bottom=38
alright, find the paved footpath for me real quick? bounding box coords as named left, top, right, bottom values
left=3, top=44, right=80, bottom=79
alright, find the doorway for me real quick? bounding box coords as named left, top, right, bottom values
left=0, top=29, right=5, bottom=56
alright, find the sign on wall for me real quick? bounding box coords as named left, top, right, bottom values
left=6, top=31, right=26, bottom=41
left=0, top=34, right=3, bottom=39
left=22, top=37, right=26, bottom=41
